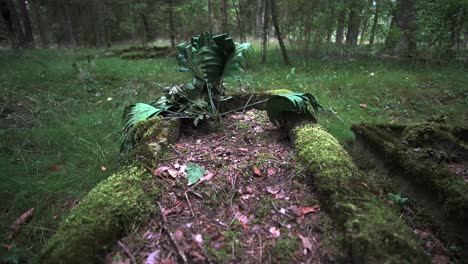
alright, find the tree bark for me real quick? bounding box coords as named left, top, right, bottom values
left=346, top=0, right=363, bottom=46
left=270, top=0, right=290, bottom=65
left=369, top=0, right=380, bottom=47
left=221, top=0, right=228, bottom=33
left=169, top=0, right=175, bottom=47
left=141, top=12, right=149, bottom=47
left=17, top=0, right=33, bottom=46
left=261, top=0, right=269, bottom=63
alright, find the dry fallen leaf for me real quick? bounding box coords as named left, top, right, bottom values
left=269, top=227, right=280, bottom=238
left=301, top=205, right=320, bottom=215
left=167, top=169, right=178, bottom=178
left=174, top=229, right=184, bottom=241
left=266, top=186, right=280, bottom=195
left=298, top=234, right=313, bottom=255
left=267, top=167, right=277, bottom=177
left=253, top=166, right=262, bottom=176
left=7, top=208, right=35, bottom=240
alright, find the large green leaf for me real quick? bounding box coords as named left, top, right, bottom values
left=223, top=43, right=252, bottom=78
left=185, top=163, right=206, bottom=185
left=266, top=93, right=322, bottom=126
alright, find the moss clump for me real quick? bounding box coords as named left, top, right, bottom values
left=270, top=236, right=299, bottom=263
left=262, top=89, right=293, bottom=95
left=39, top=166, right=160, bottom=264
left=352, top=124, right=468, bottom=222
left=126, top=117, right=180, bottom=167
left=40, top=117, right=179, bottom=263
left=294, top=124, right=428, bottom=263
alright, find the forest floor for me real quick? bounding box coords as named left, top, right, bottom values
left=106, top=109, right=336, bottom=263
left=106, top=109, right=453, bottom=263
left=0, top=45, right=467, bottom=262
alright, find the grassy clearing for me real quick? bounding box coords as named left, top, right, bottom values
left=0, top=44, right=466, bottom=261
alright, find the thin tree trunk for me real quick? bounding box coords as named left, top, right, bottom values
left=221, top=0, right=228, bottom=33
left=255, top=0, right=263, bottom=38
left=335, top=3, right=346, bottom=46
left=231, top=0, right=244, bottom=42
left=208, top=0, right=212, bottom=32
left=270, top=0, right=290, bottom=65
left=369, top=0, right=380, bottom=47
left=141, top=12, right=149, bottom=47
left=169, top=0, right=175, bottom=47
left=261, top=0, right=269, bottom=63
left=29, top=0, right=47, bottom=47
left=17, top=0, right=33, bottom=46
left=64, top=3, right=76, bottom=47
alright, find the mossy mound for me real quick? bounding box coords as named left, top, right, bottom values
left=39, top=118, right=179, bottom=264
left=351, top=123, right=468, bottom=255
left=294, top=124, right=428, bottom=263
left=352, top=123, right=468, bottom=222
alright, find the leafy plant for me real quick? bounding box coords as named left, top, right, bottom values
left=121, top=32, right=252, bottom=151
left=266, top=93, right=322, bottom=126
left=388, top=193, right=409, bottom=205
left=184, top=163, right=206, bottom=185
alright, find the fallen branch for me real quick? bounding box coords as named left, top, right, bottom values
left=158, top=202, right=188, bottom=264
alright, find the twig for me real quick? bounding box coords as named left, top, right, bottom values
left=241, top=92, right=256, bottom=115
left=219, top=99, right=269, bottom=117
left=117, top=240, right=137, bottom=264
left=158, top=202, right=188, bottom=264
left=184, top=192, right=195, bottom=217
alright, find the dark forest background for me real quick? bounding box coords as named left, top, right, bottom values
left=1, top=0, right=467, bottom=61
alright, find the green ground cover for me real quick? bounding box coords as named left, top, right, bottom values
left=0, top=45, right=466, bottom=261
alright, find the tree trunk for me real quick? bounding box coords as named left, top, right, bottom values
left=255, top=0, right=263, bottom=38
left=16, top=0, right=33, bottom=46
left=169, top=0, right=175, bottom=47
left=221, top=0, right=228, bottom=33
left=1, top=0, right=24, bottom=48
left=346, top=0, right=363, bottom=46
left=64, top=3, right=76, bottom=47
left=208, top=0, right=212, bottom=32
left=335, top=3, right=346, bottom=46
left=261, top=0, right=269, bottom=63
left=369, top=0, right=380, bottom=47
left=141, top=12, right=149, bottom=47
left=385, top=0, right=417, bottom=56
left=29, top=0, right=48, bottom=47
left=231, top=0, right=244, bottom=42
left=270, top=0, right=290, bottom=65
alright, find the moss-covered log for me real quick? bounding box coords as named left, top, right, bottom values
left=294, top=124, right=428, bottom=263
left=352, top=124, right=468, bottom=223
left=39, top=118, right=179, bottom=264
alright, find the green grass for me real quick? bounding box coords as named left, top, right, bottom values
left=0, top=44, right=466, bottom=262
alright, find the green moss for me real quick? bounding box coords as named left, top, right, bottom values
left=294, top=124, right=428, bottom=263
left=262, top=89, right=294, bottom=95
left=39, top=117, right=179, bottom=263
left=352, top=124, right=468, bottom=223
left=127, top=117, right=180, bottom=167
left=270, top=236, right=299, bottom=263
left=39, top=166, right=160, bottom=264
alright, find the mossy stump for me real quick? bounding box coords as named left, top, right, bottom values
left=294, top=124, right=428, bottom=263
left=39, top=118, right=180, bottom=264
